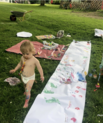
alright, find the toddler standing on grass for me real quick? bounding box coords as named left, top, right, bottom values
left=9, top=40, right=44, bottom=108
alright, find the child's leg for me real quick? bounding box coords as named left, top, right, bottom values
left=23, top=84, right=26, bottom=95
left=21, top=76, right=26, bottom=95
left=23, top=80, right=34, bottom=108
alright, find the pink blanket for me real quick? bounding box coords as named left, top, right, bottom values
left=6, top=40, right=67, bottom=60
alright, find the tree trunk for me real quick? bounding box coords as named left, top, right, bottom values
left=40, top=0, right=45, bottom=6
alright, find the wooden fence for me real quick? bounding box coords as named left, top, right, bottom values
left=60, top=0, right=103, bottom=10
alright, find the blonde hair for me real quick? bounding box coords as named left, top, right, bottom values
left=20, top=40, right=35, bottom=54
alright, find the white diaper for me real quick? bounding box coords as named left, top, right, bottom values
left=21, top=74, right=35, bottom=84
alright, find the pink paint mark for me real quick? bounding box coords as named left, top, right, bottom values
left=57, top=68, right=61, bottom=71
left=67, top=78, right=71, bottom=82
left=75, top=107, right=80, bottom=110
left=76, top=86, right=80, bottom=89
left=72, top=95, right=76, bottom=97
left=64, top=61, right=67, bottom=64
left=84, top=47, right=88, bottom=50
left=67, top=64, right=72, bottom=66
left=59, top=75, right=62, bottom=79
left=62, top=78, right=65, bottom=81
left=71, top=117, right=76, bottom=122
left=65, top=64, right=69, bottom=66
left=79, top=95, right=82, bottom=97
left=71, top=72, right=74, bottom=79
left=75, top=90, right=79, bottom=93
left=29, top=86, right=32, bottom=89
left=83, top=60, right=86, bottom=64
left=60, top=80, right=62, bottom=83
left=82, top=88, right=86, bottom=90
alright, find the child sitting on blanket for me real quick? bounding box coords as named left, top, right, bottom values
left=9, top=40, right=44, bottom=108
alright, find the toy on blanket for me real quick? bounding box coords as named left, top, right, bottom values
left=53, top=54, right=57, bottom=58
left=43, top=41, right=59, bottom=50
left=34, top=52, right=40, bottom=56
left=19, top=62, right=25, bottom=75
left=4, top=77, right=21, bottom=86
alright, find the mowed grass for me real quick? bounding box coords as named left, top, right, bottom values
left=0, top=2, right=103, bottom=123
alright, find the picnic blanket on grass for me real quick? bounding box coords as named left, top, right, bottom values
left=6, top=40, right=67, bottom=60
left=23, top=40, right=91, bottom=123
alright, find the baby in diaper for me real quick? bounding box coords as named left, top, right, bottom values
left=9, top=40, right=44, bottom=108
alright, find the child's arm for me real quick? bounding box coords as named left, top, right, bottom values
left=35, top=59, right=44, bottom=82
left=9, top=57, right=22, bottom=74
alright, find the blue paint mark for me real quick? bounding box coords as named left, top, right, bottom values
left=26, top=95, right=30, bottom=99
left=77, top=72, right=85, bottom=81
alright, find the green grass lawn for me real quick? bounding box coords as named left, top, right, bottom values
left=0, top=3, right=103, bottom=123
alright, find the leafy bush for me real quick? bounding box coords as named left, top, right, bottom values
left=29, top=0, right=39, bottom=4
left=52, top=0, right=60, bottom=5
left=97, top=9, right=103, bottom=13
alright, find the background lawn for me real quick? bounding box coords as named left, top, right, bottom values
left=0, top=3, right=103, bottom=123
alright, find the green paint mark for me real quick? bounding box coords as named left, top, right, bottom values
left=87, top=47, right=90, bottom=49
left=26, top=89, right=28, bottom=92
left=50, top=83, right=57, bottom=88
left=48, top=56, right=51, bottom=58
left=45, top=97, right=60, bottom=104
left=44, top=89, right=54, bottom=94
left=83, top=56, right=87, bottom=58
left=60, top=63, right=63, bottom=65
left=58, top=53, right=61, bottom=57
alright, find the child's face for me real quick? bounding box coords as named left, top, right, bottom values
left=22, top=51, right=33, bottom=59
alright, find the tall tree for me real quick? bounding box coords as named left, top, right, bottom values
left=40, top=0, right=45, bottom=6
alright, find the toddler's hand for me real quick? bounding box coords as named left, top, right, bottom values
left=9, top=69, right=16, bottom=74
left=40, top=76, right=44, bottom=83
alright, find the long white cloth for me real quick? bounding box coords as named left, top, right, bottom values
left=23, top=40, right=91, bottom=123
